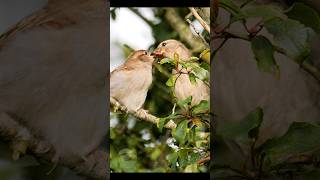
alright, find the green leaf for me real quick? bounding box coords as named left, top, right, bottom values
left=183, top=62, right=209, bottom=81
left=166, top=152, right=178, bottom=168
left=177, top=96, right=193, bottom=108
left=160, top=58, right=174, bottom=65
left=178, top=149, right=188, bottom=168
left=189, top=152, right=201, bottom=164
left=200, top=62, right=210, bottom=71
left=166, top=75, right=176, bottom=87
left=232, top=5, right=285, bottom=22
left=184, top=164, right=199, bottom=172
left=158, top=113, right=184, bottom=132
left=111, top=8, right=117, bottom=20
left=286, top=2, right=320, bottom=33
left=219, top=0, right=242, bottom=16
left=123, top=44, right=134, bottom=58
left=191, top=100, right=210, bottom=114
left=216, top=107, right=263, bottom=144
left=157, top=118, right=166, bottom=133
left=119, top=159, right=137, bottom=172
left=251, top=36, right=280, bottom=77
left=260, top=122, right=320, bottom=167
left=151, top=148, right=162, bottom=161
left=173, top=120, right=189, bottom=145
left=265, top=18, right=311, bottom=64
left=188, top=73, right=197, bottom=85
left=190, top=56, right=200, bottom=61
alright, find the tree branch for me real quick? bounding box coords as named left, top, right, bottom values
left=110, top=97, right=177, bottom=129
left=164, top=8, right=207, bottom=52
left=189, top=8, right=210, bottom=33
left=214, top=30, right=320, bottom=83
left=128, top=7, right=155, bottom=27
left=0, top=113, right=107, bottom=179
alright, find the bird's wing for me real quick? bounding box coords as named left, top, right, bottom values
left=110, top=64, right=138, bottom=98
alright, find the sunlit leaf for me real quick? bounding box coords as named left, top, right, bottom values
left=183, top=62, right=209, bottom=82
left=177, top=96, right=193, bottom=108
left=184, top=164, right=199, bottom=172
left=191, top=100, right=210, bottom=114
left=190, top=56, right=200, bottom=61
left=166, top=75, right=176, bottom=87
left=160, top=58, right=174, bottom=65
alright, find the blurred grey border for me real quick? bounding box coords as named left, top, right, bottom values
left=0, top=0, right=111, bottom=179
left=106, top=0, right=110, bottom=177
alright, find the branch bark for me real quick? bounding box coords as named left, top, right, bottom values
left=110, top=97, right=177, bottom=129
left=0, top=113, right=107, bottom=179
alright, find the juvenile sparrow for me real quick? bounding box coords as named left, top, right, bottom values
left=152, top=39, right=210, bottom=109
left=110, top=50, right=154, bottom=112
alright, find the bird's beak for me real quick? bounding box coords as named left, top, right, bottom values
left=151, top=48, right=165, bottom=57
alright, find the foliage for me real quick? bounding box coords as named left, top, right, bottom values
left=213, top=0, right=320, bottom=179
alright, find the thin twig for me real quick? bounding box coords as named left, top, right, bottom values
left=186, top=18, right=209, bottom=47
left=164, top=8, right=206, bottom=52
left=240, top=0, right=255, bottom=8
left=128, top=7, right=154, bottom=27
left=189, top=8, right=210, bottom=33
left=197, top=155, right=210, bottom=165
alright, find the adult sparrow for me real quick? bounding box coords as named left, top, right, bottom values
left=152, top=39, right=209, bottom=109
left=110, top=50, right=154, bottom=112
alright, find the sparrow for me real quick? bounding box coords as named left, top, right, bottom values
left=110, top=50, right=154, bottom=112
left=152, top=39, right=210, bottom=109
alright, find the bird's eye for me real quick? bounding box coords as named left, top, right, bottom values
left=162, top=42, right=167, bottom=47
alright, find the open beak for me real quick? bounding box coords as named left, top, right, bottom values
left=151, top=48, right=165, bottom=57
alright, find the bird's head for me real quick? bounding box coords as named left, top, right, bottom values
left=151, top=39, right=191, bottom=61
left=127, top=50, right=154, bottom=64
